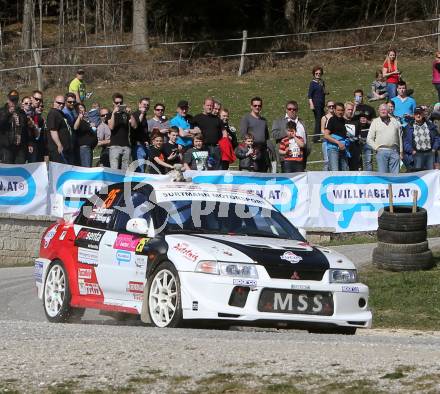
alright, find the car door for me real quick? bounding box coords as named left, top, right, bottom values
left=73, top=187, right=120, bottom=302
left=98, top=189, right=151, bottom=303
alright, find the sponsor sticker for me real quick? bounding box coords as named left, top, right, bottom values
left=341, top=285, right=360, bottom=293
left=78, top=267, right=92, bottom=280
left=113, top=234, right=140, bottom=252
left=135, top=237, right=150, bottom=253
left=233, top=279, right=257, bottom=286
left=173, top=242, right=199, bottom=262
left=291, top=284, right=311, bottom=290
left=116, top=250, right=131, bottom=264
left=155, top=187, right=273, bottom=209
left=89, top=207, right=113, bottom=224
left=280, top=251, right=303, bottom=264
left=192, top=301, right=198, bottom=311
left=75, top=228, right=105, bottom=250
left=58, top=230, right=67, bottom=241
left=126, top=281, right=144, bottom=294
left=78, top=247, right=99, bottom=266
left=78, top=280, right=101, bottom=295
left=134, top=255, right=148, bottom=268
left=43, top=225, right=59, bottom=248
left=34, top=261, right=43, bottom=283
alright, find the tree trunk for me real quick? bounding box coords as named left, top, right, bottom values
left=263, top=0, right=271, bottom=32
left=132, top=0, right=148, bottom=52
left=21, top=0, right=33, bottom=50
left=284, top=0, right=295, bottom=31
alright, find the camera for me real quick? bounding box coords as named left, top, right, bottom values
left=118, top=104, right=127, bottom=112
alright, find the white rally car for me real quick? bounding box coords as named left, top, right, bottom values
left=35, top=181, right=372, bottom=334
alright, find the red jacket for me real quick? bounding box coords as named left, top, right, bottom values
left=218, top=136, right=236, bottom=163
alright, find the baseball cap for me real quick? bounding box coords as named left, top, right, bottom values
left=414, top=106, right=425, bottom=115
left=77, top=68, right=85, bottom=75
left=7, top=89, right=19, bottom=102
left=177, top=100, right=189, bottom=108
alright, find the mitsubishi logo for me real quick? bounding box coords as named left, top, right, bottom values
left=290, top=271, right=300, bottom=280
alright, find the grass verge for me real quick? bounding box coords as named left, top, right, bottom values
left=360, top=256, right=440, bottom=330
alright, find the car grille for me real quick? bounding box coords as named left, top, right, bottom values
left=260, top=262, right=325, bottom=281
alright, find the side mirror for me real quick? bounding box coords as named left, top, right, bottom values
left=126, top=218, right=149, bottom=235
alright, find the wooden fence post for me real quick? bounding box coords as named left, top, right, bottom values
left=238, top=30, right=247, bottom=77
left=32, top=48, right=43, bottom=91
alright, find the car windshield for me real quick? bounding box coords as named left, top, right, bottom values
left=153, top=200, right=305, bottom=241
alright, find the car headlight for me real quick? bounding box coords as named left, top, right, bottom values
left=195, top=261, right=258, bottom=278
left=329, top=269, right=357, bottom=283
left=219, top=262, right=258, bottom=278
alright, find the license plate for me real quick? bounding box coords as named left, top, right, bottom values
left=258, top=289, right=334, bottom=316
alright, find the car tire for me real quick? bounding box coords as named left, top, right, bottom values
left=376, top=228, right=427, bottom=244
left=43, top=260, right=81, bottom=323
left=378, top=206, right=427, bottom=232
left=372, top=248, right=434, bottom=271
left=377, top=241, right=429, bottom=254
left=148, top=261, right=183, bottom=328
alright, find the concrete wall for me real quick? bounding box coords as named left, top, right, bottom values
left=0, top=214, right=55, bottom=267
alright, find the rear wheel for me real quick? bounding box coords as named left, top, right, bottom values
left=43, top=261, right=82, bottom=323
left=148, top=261, right=182, bottom=328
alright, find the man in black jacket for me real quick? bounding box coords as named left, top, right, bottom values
left=193, top=97, right=222, bottom=170
left=46, top=95, right=74, bottom=164
left=0, top=90, right=29, bottom=164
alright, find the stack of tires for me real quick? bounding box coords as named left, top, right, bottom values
left=373, top=206, right=434, bottom=271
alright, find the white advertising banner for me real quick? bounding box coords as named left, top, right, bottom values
left=186, top=170, right=310, bottom=228
left=48, top=162, right=171, bottom=217
left=0, top=162, right=48, bottom=215
left=306, top=171, right=440, bottom=232
left=6, top=162, right=438, bottom=233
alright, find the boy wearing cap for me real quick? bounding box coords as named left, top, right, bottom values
left=403, top=106, right=439, bottom=170
left=69, top=69, right=86, bottom=104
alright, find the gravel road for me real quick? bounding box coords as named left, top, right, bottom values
left=1, top=265, right=440, bottom=393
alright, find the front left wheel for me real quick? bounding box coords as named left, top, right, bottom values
left=43, top=260, right=82, bottom=323
left=148, top=261, right=183, bottom=328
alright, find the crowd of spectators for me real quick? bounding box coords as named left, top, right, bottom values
left=2, top=52, right=440, bottom=175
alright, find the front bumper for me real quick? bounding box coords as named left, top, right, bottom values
left=179, top=271, right=372, bottom=329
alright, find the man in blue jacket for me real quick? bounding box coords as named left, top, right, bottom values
left=403, top=106, right=439, bottom=170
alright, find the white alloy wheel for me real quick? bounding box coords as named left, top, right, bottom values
left=148, top=267, right=180, bottom=327
left=44, top=264, right=67, bottom=318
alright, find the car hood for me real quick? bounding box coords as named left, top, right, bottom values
left=166, top=234, right=354, bottom=280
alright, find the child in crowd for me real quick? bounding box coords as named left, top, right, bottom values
left=162, top=127, right=182, bottom=168
left=235, top=133, right=260, bottom=172
left=368, top=70, right=388, bottom=102
left=183, top=134, right=209, bottom=171
left=218, top=128, right=236, bottom=170
left=148, top=132, right=175, bottom=174
left=87, top=102, right=101, bottom=126
left=278, top=121, right=305, bottom=173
